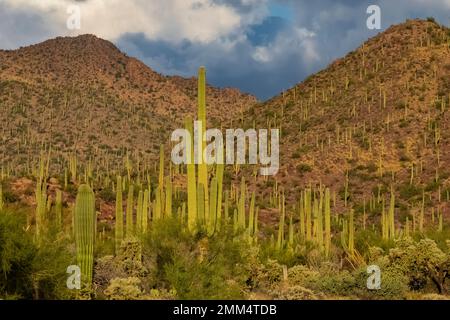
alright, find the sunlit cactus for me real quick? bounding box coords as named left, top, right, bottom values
left=115, top=176, right=124, bottom=254
left=74, top=184, right=96, bottom=287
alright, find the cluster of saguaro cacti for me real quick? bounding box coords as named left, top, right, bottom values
left=296, top=187, right=332, bottom=255
left=381, top=187, right=396, bottom=240
left=274, top=186, right=332, bottom=256
left=74, top=184, right=96, bottom=287
left=17, top=50, right=450, bottom=295
left=114, top=173, right=151, bottom=252
left=184, top=67, right=226, bottom=236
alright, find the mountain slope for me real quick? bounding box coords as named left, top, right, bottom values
left=0, top=34, right=257, bottom=171
left=246, top=19, right=450, bottom=216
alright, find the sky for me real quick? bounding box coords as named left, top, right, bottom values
left=0, top=0, right=449, bottom=100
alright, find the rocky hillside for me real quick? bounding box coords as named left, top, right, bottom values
left=246, top=19, right=450, bottom=216
left=0, top=34, right=257, bottom=172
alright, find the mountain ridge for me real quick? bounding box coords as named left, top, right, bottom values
left=242, top=19, right=450, bottom=218
left=0, top=33, right=257, bottom=170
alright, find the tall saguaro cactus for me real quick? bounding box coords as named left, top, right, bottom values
left=142, top=189, right=149, bottom=233
left=0, top=184, right=4, bottom=211
left=198, top=67, right=209, bottom=221
left=35, top=182, right=47, bottom=243
left=324, top=188, right=331, bottom=258
left=74, top=184, right=96, bottom=287
left=126, top=184, right=134, bottom=237
left=186, top=117, right=197, bottom=232
left=115, top=176, right=124, bottom=254
left=55, top=190, right=63, bottom=229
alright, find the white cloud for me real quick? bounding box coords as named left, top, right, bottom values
left=251, top=26, right=318, bottom=64
left=252, top=46, right=271, bottom=62
left=1, top=0, right=265, bottom=45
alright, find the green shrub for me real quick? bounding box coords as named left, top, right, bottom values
left=253, top=259, right=284, bottom=291
left=0, top=209, right=36, bottom=299
left=296, top=164, right=312, bottom=174
left=143, top=218, right=252, bottom=299
left=386, top=238, right=449, bottom=294
left=271, top=285, right=321, bottom=300
left=104, top=277, right=143, bottom=300
left=352, top=266, right=409, bottom=299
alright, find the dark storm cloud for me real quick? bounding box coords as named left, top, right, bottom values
left=116, top=0, right=450, bottom=100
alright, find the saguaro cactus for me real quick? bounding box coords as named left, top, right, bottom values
left=35, top=182, right=47, bottom=243
left=136, top=190, right=143, bottom=234
left=198, top=67, right=209, bottom=221
left=324, top=188, right=331, bottom=257
left=0, top=184, right=4, bottom=211
left=126, top=184, right=134, bottom=237
left=186, top=117, right=197, bottom=232
left=74, top=184, right=96, bottom=287
left=348, top=209, right=355, bottom=256
left=165, top=176, right=172, bottom=217
left=276, top=194, right=286, bottom=251
left=207, top=177, right=218, bottom=236
left=142, top=189, right=149, bottom=233
left=55, top=190, right=63, bottom=229
left=238, top=177, right=246, bottom=230
left=388, top=187, right=395, bottom=240
left=115, top=176, right=124, bottom=254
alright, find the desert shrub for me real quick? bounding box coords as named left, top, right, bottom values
left=318, top=269, right=358, bottom=296
left=98, top=188, right=115, bottom=202
left=287, top=265, right=319, bottom=286
left=399, top=184, right=421, bottom=200
left=355, top=230, right=395, bottom=256
left=411, top=293, right=450, bottom=300
left=352, top=266, right=409, bottom=299
left=94, top=255, right=126, bottom=289
left=31, top=236, right=75, bottom=300
left=118, top=238, right=149, bottom=277
left=142, top=218, right=253, bottom=299
left=104, top=277, right=143, bottom=300
left=252, top=259, right=284, bottom=291
left=2, top=188, right=19, bottom=204
left=286, top=262, right=357, bottom=297
left=296, top=164, right=312, bottom=174
left=94, top=239, right=152, bottom=298
left=271, top=285, right=321, bottom=300
left=0, top=209, right=73, bottom=299
left=0, top=209, right=36, bottom=299
left=388, top=238, right=449, bottom=294
left=144, top=288, right=177, bottom=300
